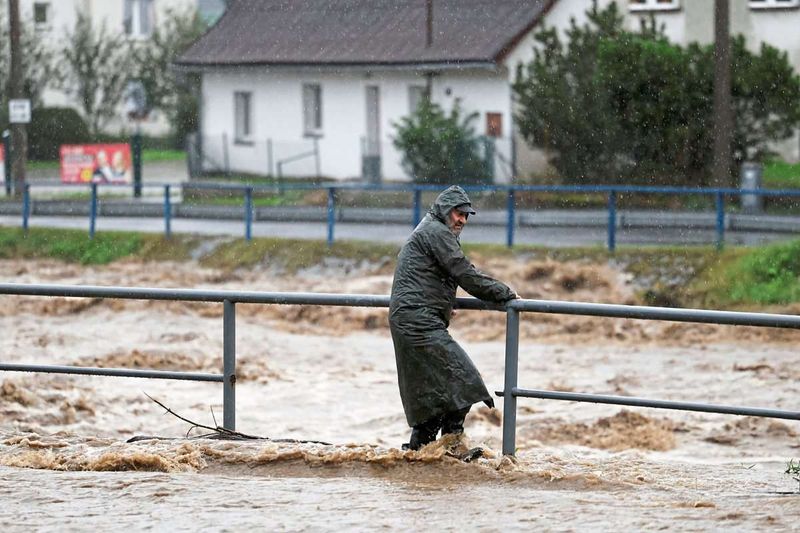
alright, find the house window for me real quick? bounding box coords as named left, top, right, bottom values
left=33, top=2, right=50, bottom=26
left=486, top=113, right=502, bottom=138
left=629, top=0, right=680, bottom=11
left=234, top=91, right=253, bottom=143
left=123, top=0, right=154, bottom=37
left=408, top=85, right=426, bottom=113
left=303, top=84, right=323, bottom=136
left=749, top=0, right=800, bottom=8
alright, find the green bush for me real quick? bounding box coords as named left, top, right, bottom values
left=392, top=100, right=492, bottom=184
left=28, top=107, right=91, bottom=160
left=726, top=240, right=800, bottom=304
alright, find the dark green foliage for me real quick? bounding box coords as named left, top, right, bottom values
left=392, top=100, right=492, bottom=184
left=513, top=2, right=800, bottom=185
left=731, top=36, right=800, bottom=163
left=28, top=107, right=91, bottom=161
left=171, top=85, right=200, bottom=149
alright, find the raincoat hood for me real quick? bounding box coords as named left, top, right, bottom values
left=430, top=185, right=475, bottom=223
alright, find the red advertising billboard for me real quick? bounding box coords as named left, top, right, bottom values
left=60, top=144, right=132, bottom=184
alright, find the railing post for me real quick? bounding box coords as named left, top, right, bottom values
left=244, top=187, right=253, bottom=241
left=412, top=187, right=422, bottom=227
left=163, top=184, right=172, bottom=239
left=715, top=191, right=725, bottom=251
left=506, top=187, right=515, bottom=248
left=3, top=130, right=11, bottom=196
left=502, top=306, right=520, bottom=456
left=327, top=187, right=336, bottom=247
left=22, top=183, right=30, bottom=232
left=89, top=183, right=98, bottom=239
left=607, top=189, right=617, bottom=253
left=223, top=299, right=236, bottom=431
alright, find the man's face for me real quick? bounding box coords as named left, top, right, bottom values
left=447, top=208, right=468, bottom=236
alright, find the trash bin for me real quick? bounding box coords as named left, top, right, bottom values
left=740, top=161, right=763, bottom=214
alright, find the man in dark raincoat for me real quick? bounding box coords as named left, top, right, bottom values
left=390, top=185, right=518, bottom=450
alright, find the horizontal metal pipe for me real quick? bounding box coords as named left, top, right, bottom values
left=498, top=388, right=800, bottom=421
left=0, top=363, right=223, bottom=382
left=3, top=284, right=800, bottom=328
left=0, top=284, right=503, bottom=311
left=0, top=284, right=390, bottom=307
left=508, top=299, right=800, bottom=329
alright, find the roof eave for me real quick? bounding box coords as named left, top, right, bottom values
left=493, top=0, right=559, bottom=64
left=173, top=60, right=502, bottom=74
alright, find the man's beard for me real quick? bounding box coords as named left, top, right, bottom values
left=448, top=220, right=464, bottom=236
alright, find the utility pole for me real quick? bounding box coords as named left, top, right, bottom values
left=712, top=0, right=733, bottom=188
left=8, top=0, right=27, bottom=199
left=425, top=0, right=434, bottom=100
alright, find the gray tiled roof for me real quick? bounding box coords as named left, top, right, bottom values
left=177, top=0, right=554, bottom=68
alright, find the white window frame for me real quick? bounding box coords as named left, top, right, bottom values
left=33, top=2, right=50, bottom=29
left=302, top=83, right=323, bottom=137
left=123, top=0, right=155, bottom=38
left=749, top=0, right=800, bottom=9
left=234, top=91, right=253, bottom=144
left=629, top=0, right=681, bottom=12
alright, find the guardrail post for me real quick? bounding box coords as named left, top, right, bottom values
left=327, top=187, right=336, bottom=247
left=715, top=191, right=725, bottom=251
left=244, top=187, right=253, bottom=241
left=163, top=184, right=172, bottom=239
left=132, top=131, right=142, bottom=198
left=223, top=299, right=236, bottom=431
left=22, top=183, right=30, bottom=232
left=607, top=190, right=617, bottom=253
left=506, top=188, right=515, bottom=248
left=89, top=183, right=98, bottom=239
left=3, top=130, right=11, bottom=196
left=412, top=188, right=422, bottom=227
left=502, top=306, right=520, bottom=456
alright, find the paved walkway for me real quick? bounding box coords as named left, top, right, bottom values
left=1, top=213, right=794, bottom=248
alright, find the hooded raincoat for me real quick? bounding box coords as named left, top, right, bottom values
left=389, top=185, right=516, bottom=427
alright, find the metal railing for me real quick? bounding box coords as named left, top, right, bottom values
left=2, top=282, right=800, bottom=455
left=499, top=298, right=800, bottom=455
left=13, top=182, right=800, bottom=250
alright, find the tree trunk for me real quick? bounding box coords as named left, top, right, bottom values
left=712, top=0, right=733, bottom=189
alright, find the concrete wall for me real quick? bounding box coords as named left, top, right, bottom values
left=200, top=68, right=514, bottom=182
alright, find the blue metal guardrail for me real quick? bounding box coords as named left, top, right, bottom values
left=16, top=182, right=800, bottom=249
left=1, top=283, right=799, bottom=455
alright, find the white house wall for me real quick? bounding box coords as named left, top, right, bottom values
left=200, top=68, right=514, bottom=183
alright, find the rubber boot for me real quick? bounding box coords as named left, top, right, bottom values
left=402, top=417, right=442, bottom=450
left=440, top=406, right=471, bottom=436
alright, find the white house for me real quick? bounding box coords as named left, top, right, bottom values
left=176, top=0, right=800, bottom=183
left=176, top=0, right=555, bottom=183
left=16, top=0, right=224, bottom=136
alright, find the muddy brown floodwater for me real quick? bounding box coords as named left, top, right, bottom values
left=1, top=257, right=800, bottom=531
